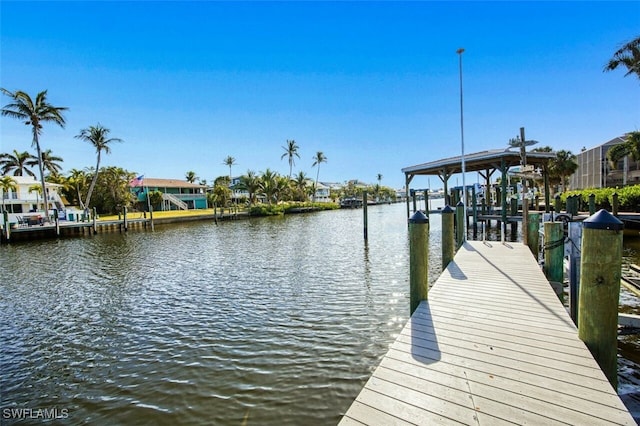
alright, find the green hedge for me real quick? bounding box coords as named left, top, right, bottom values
left=249, top=201, right=339, bottom=216
left=561, top=185, right=640, bottom=212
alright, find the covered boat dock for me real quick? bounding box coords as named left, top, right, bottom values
left=401, top=148, right=557, bottom=225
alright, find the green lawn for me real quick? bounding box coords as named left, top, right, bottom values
left=98, top=208, right=244, bottom=221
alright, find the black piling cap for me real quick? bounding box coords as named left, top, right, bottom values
left=456, top=201, right=464, bottom=207
left=409, top=210, right=429, bottom=224
left=442, top=205, right=454, bottom=214
left=583, top=209, right=624, bottom=231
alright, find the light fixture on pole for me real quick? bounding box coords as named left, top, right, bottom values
left=457, top=47, right=467, bottom=242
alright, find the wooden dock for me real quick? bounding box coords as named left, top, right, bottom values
left=340, top=240, right=636, bottom=425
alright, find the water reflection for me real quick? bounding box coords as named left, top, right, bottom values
left=1, top=203, right=441, bottom=425
left=1, top=201, right=637, bottom=425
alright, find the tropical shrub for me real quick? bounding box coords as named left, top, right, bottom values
left=561, top=185, right=640, bottom=212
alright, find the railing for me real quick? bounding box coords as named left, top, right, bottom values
left=168, top=193, right=206, bottom=200
left=162, top=193, right=188, bottom=210
left=4, top=194, right=63, bottom=204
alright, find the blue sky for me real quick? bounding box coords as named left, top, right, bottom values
left=1, top=1, right=639, bottom=190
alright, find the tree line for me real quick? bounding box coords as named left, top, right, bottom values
left=1, top=34, right=638, bottom=214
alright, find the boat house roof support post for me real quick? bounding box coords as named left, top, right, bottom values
left=478, top=168, right=496, bottom=209
left=405, top=173, right=413, bottom=221
left=439, top=168, right=450, bottom=206
left=544, top=163, right=551, bottom=213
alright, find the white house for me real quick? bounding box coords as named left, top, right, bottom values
left=314, top=181, right=332, bottom=202
left=0, top=175, right=68, bottom=224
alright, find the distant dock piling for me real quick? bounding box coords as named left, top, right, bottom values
left=544, top=221, right=564, bottom=300
left=363, top=190, right=368, bottom=241
left=3, top=211, right=9, bottom=242
left=441, top=205, right=455, bottom=270
left=455, top=201, right=464, bottom=248
left=527, top=212, right=540, bottom=259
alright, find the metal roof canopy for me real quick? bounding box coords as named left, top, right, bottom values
left=402, top=148, right=557, bottom=221
left=402, top=148, right=555, bottom=179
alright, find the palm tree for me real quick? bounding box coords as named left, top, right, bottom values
left=371, top=184, right=379, bottom=201
left=604, top=35, right=640, bottom=80
left=0, top=176, right=17, bottom=213
left=0, top=150, right=37, bottom=177
left=28, top=184, right=43, bottom=211
left=549, top=150, right=578, bottom=192
left=532, top=146, right=554, bottom=198
left=75, top=124, right=122, bottom=208
left=260, top=168, right=278, bottom=205
left=377, top=173, right=383, bottom=185
left=311, top=151, right=327, bottom=202
left=1, top=89, right=67, bottom=214
left=239, top=170, right=261, bottom=205
left=185, top=170, right=197, bottom=183
left=223, top=156, right=236, bottom=182
left=29, top=149, right=63, bottom=177
left=607, top=131, right=640, bottom=168
left=67, top=168, right=89, bottom=208
left=292, top=171, right=308, bottom=201
left=281, top=139, right=300, bottom=179
left=275, top=175, right=291, bottom=202
left=47, top=173, right=74, bottom=208
left=99, top=166, right=135, bottom=214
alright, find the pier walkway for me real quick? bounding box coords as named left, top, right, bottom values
left=340, top=240, right=635, bottom=425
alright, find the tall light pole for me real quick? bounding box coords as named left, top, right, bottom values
left=457, top=47, right=467, bottom=241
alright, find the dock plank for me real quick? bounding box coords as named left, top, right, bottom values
left=340, top=241, right=636, bottom=425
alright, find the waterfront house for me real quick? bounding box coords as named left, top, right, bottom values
left=314, top=182, right=332, bottom=202
left=0, top=175, right=67, bottom=224
left=133, top=178, right=208, bottom=210
left=229, top=176, right=252, bottom=204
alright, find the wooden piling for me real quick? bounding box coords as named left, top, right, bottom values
left=527, top=212, right=540, bottom=259
left=471, top=186, right=477, bottom=239
left=578, top=209, right=624, bottom=389
left=455, top=201, right=464, bottom=248
left=441, top=205, right=455, bottom=271
left=92, top=208, right=97, bottom=234
left=3, top=211, right=9, bottom=242
left=424, top=190, right=429, bottom=217
left=510, top=197, right=518, bottom=236
left=571, top=195, right=579, bottom=216
left=543, top=222, right=564, bottom=294
left=409, top=211, right=429, bottom=315
left=411, top=190, right=417, bottom=213
left=123, top=206, right=128, bottom=231
left=612, top=193, right=619, bottom=216
left=588, top=193, right=596, bottom=215
left=554, top=195, right=561, bottom=214
left=54, top=209, right=60, bottom=236
left=363, top=190, right=368, bottom=241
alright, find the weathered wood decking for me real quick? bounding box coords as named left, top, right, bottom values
left=341, top=240, right=635, bottom=425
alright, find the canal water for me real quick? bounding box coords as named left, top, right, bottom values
left=1, top=201, right=638, bottom=425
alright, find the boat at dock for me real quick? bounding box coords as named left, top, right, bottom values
left=339, top=198, right=363, bottom=208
